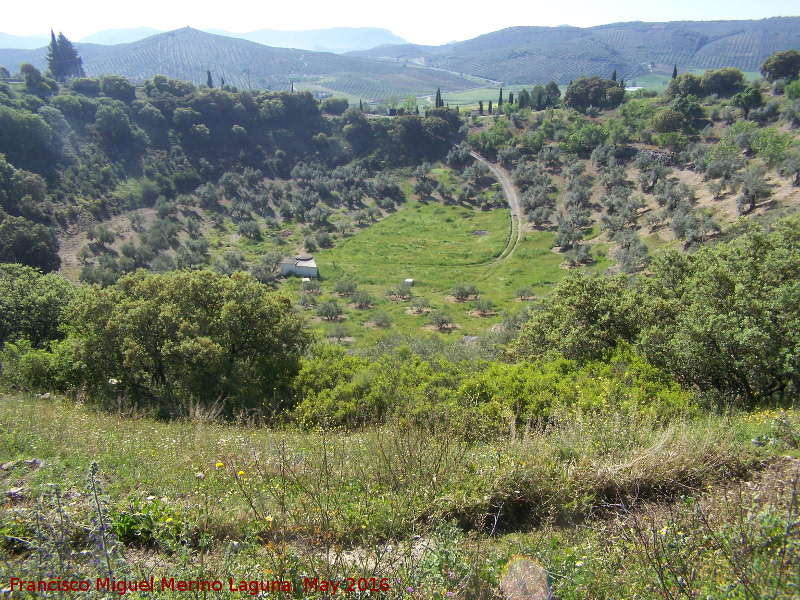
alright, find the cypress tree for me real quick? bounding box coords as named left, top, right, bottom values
left=672, top=64, right=678, bottom=79
left=508, top=91, right=514, bottom=104
left=46, top=30, right=83, bottom=81
left=498, top=87, right=503, bottom=108
left=478, top=100, right=483, bottom=115
left=612, top=69, right=617, bottom=82
left=359, top=99, right=363, bottom=111
left=206, top=70, right=213, bottom=88
left=488, top=100, right=493, bottom=115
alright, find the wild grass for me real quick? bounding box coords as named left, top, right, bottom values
left=1, top=394, right=798, bottom=598
left=305, top=201, right=582, bottom=343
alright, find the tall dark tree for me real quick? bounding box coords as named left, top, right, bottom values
left=517, top=88, right=531, bottom=109
left=498, top=87, right=503, bottom=109
left=508, top=91, right=514, bottom=104
left=544, top=81, right=561, bottom=106
left=359, top=99, right=363, bottom=111
left=206, top=70, right=213, bottom=88
left=612, top=69, right=617, bottom=82
left=478, top=100, right=484, bottom=115
left=672, top=64, right=678, bottom=79
left=488, top=100, right=493, bottom=115
left=46, top=31, right=84, bottom=81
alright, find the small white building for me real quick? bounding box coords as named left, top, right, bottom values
left=280, top=254, right=318, bottom=278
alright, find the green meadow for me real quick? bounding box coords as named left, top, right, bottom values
left=286, top=201, right=569, bottom=342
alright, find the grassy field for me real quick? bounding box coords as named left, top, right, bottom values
left=268, top=200, right=574, bottom=343
left=437, top=86, right=563, bottom=110
left=1, top=393, right=798, bottom=599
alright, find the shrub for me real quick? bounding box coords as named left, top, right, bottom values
left=65, top=270, right=310, bottom=412
left=371, top=312, right=393, bottom=328
left=321, top=98, right=349, bottom=115
left=0, top=264, right=75, bottom=348
left=334, top=279, right=357, bottom=296
left=351, top=291, right=373, bottom=309
left=429, top=310, right=454, bottom=331
left=317, top=299, right=343, bottom=321
left=410, top=297, right=430, bottom=313
left=474, top=297, right=494, bottom=316
left=451, top=283, right=478, bottom=301
left=237, top=220, right=261, bottom=239
left=387, top=282, right=413, bottom=300
left=515, top=287, right=534, bottom=300
left=301, top=279, right=321, bottom=294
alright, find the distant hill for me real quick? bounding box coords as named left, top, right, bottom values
left=348, top=17, right=800, bottom=84
left=0, top=28, right=476, bottom=101
left=0, top=32, right=50, bottom=50
left=203, top=27, right=408, bottom=54
left=1, top=26, right=406, bottom=53
left=78, top=27, right=164, bottom=45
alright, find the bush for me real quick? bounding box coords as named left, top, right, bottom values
left=301, top=279, right=321, bottom=294
left=321, top=98, right=349, bottom=115
left=429, top=310, right=454, bottom=331
left=474, top=297, right=494, bottom=316
left=237, top=220, right=261, bottom=239
left=371, top=312, right=393, bottom=328
left=351, top=291, right=373, bottom=309
left=786, top=79, right=800, bottom=100
left=0, top=264, right=75, bottom=348
left=65, top=270, right=310, bottom=412
left=317, top=299, right=343, bottom=321
left=334, top=279, right=357, bottom=296
left=410, top=297, right=430, bottom=313
left=451, top=283, right=478, bottom=301
left=515, top=287, right=534, bottom=300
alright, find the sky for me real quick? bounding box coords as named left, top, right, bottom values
left=3, top=0, right=799, bottom=45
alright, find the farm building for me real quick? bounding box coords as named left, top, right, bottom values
left=280, top=254, right=318, bottom=278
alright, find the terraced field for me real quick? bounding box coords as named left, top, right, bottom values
left=295, top=68, right=484, bottom=102
left=0, top=28, right=477, bottom=97
left=350, top=17, right=800, bottom=84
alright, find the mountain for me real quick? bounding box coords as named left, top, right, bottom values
left=347, top=17, right=800, bottom=84
left=203, top=27, right=408, bottom=54
left=78, top=27, right=164, bottom=45
left=0, top=26, right=406, bottom=53
left=0, top=28, right=476, bottom=100
left=0, top=32, right=50, bottom=50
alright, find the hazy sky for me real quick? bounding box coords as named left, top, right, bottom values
left=4, top=0, right=799, bottom=45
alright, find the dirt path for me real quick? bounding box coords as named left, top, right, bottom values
left=470, top=151, right=523, bottom=262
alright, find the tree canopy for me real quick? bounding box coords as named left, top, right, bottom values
left=760, top=49, right=800, bottom=82
left=0, top=263, right=75, bottom=348
left=46, top=31, right=84, bottom=81
left=66, top=269, right=311, bottom=413
left=564, top=76, right=624, bottom=110
left=0, top=215, right=61, bottom=272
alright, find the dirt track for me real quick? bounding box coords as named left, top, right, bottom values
left=470, top=151, right=522, bottom=261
